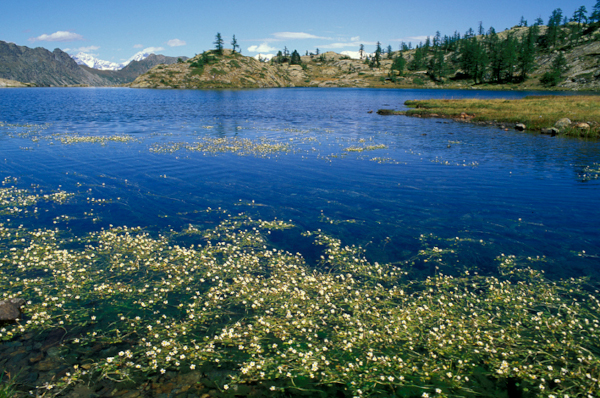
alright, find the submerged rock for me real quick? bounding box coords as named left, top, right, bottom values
left=541, top=127, right=559, bottom=136
left=0, top=298, right=26, bottom=322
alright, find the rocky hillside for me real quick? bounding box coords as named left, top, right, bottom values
left=131, top=24, right=600, bottom=91
left=0, top=41, right=187, bottom=87
left=0, top=41, right=108, bottom=86
left=130, top=49, right=392, bottom=89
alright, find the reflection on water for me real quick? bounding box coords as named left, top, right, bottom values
left=1, top=88, right=599, bottom=396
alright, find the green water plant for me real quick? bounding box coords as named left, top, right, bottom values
left=0, top=184, right=599, bottom=397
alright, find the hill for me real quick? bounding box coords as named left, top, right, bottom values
left=131, top=22, right=600, bottom=91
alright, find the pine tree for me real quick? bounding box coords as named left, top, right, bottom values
left=591, top=0, right=600, bottom=24
left=540, top=52, right=568, bottom=86
left=544, top=9, right=564, bottom=48
left=359, top=44, right=365, bottom=59
left=519, top=16, right=528, bottom=27
left=374, top=42, right=382, bottom=68
left=214, top=33, right=224, bottom=54
left=290, top=50, right=301, bottom=65
left=231, top=35, right=239, bottom=53
left=428, top=49, right=448, bottom=82
left=459, top=37, right=488, bottom=83
left=517, top=25, right=538, bottom=80
left=387, top=45, right=393, bottom=59
left=390, top=53, right=406, bottom=78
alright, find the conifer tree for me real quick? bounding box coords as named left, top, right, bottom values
left=591, top=0, right=600, bottom=24
left=214, top=32, right=224, bottom=54
left=290, top=50, right=302, bottom=65
left=390, top=52, right=406, bottom=78
left=387, top=45, right=393, bottom=59
left=374, top=42, right=382, bottom=68
left=519, top=16, right=528, bottom=27
left=540, top=52, right=568, bottom=86
left=231, top=35, right=239, bottom=53
left=517, top=25, right=538, bottom=80
left=544, top=9, right=564, bottom=48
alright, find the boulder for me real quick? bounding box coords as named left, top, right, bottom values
left=574, top=122, right=590, bottom=130
left=0, top=298, right=26, bottom=322
left=515, top=123, right=526, bottom=131
left=554, top=118, right=572, bottom=130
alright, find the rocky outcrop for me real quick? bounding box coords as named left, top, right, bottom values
left=130, top=50, right=295, bottom=88
left=0, top=298, right=26, bottom=323
left=0, top=77, right=29, bottom=87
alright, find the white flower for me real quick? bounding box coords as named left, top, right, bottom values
left=190, top=364, right=196, bottom=370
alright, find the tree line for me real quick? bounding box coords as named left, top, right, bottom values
left=385, top=2, right=600, bottom=86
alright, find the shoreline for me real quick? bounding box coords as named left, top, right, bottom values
left=377, top=96, right=600, bottom=138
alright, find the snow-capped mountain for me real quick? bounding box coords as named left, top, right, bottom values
left=124, top=51, right=152, bottom=65
left=70, top=51, right=153, bottom=71
left=71, top=52, right=122, bottom=71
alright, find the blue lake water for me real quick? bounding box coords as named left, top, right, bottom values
left=2, top=87, right=600, bottom=396
left=1, top=87, right=599, bottom=279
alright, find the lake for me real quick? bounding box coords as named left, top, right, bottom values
left=1, top=87, right=599, bottom=397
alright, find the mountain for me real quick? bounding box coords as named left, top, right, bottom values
left=70, top=50, right=156, bottom=71
left=0, top=41, right=187, bottom=87
left=71, top=52, right=122, bottom=71
left=82, top=54, right=189, bottom=85
left=0, top=41, right=109, bottom=86
left=123, top=51, right=152, bottom=65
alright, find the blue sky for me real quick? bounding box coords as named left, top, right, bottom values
left=1, top=0, right=595, bottom=62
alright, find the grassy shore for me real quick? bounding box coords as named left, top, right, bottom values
left=380, top=95, right=600, bottom=138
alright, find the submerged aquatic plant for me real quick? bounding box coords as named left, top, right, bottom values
left=0, top=184, right=599, bottom=397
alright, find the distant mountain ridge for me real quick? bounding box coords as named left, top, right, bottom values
left=0, top=40, right=187, bottom=87
left=70, top=51, right=155, bottom=71
left=71, top=52, right=122, bottom=71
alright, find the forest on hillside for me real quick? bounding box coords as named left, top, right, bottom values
left=383, top=4, right=598, bottom=86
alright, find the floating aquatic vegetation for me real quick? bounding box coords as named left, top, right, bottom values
left=579, top=163, right=600, bottom=181
left=369, top=157, right=403, bottom=164
left=0, top=184, right=599, bottom=397
left=0, top=179, right=73, bottom=216
left=344, top=144, right=387, bottom=153
left=50, top=133, right=137, bottom=145
left=151, top=136, right=291, bottom=158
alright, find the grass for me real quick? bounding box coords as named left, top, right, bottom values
left=381, top=96, right=600, bottom=137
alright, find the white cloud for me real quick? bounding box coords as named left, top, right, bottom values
left=143, top=46, right=164, bottom=53
left=253, top=53, right=275, bottom=61
left=273, top=32, right=331, bottom=40
left=70, top=45, right=100, bottom=53
left=350, top=36, right=360, bottom=42
left=133, top=44, right=144, bottom=48
left=167, top=39, right=186, bottom=47
left=29, top=31, right=83, bottom=42
left=341, top=50, right=374, bottom=59
left=319, top=42, right=359, bottom=49
left=248, top=42, right=277, bottom=53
